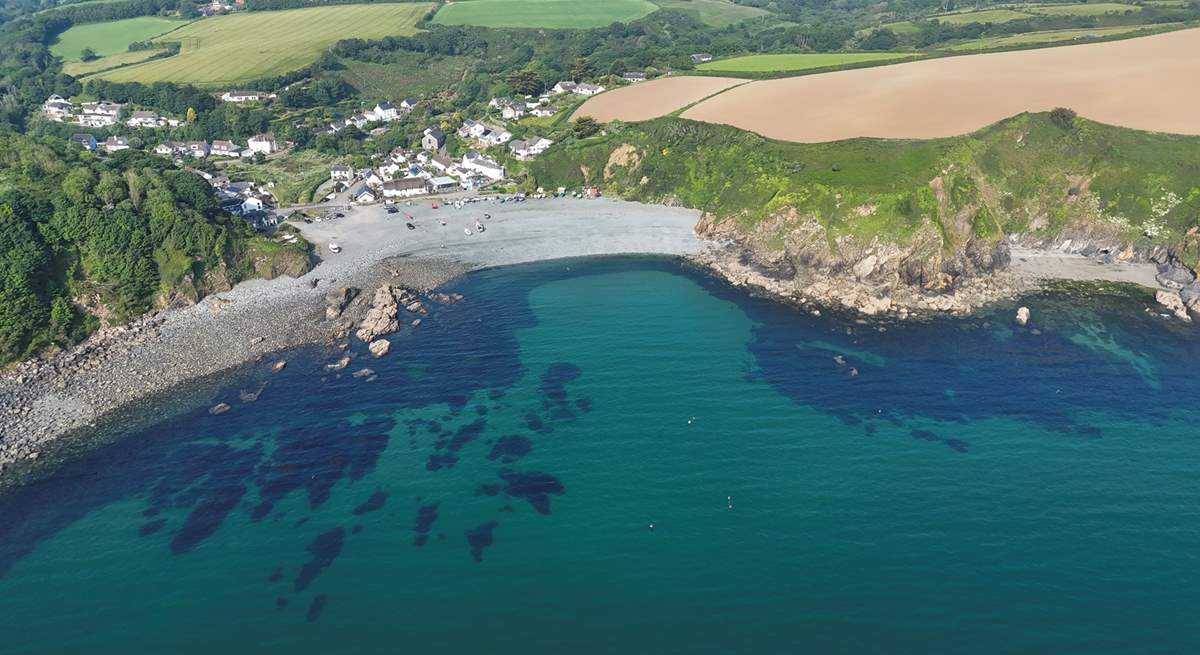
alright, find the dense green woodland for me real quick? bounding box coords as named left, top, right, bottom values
left=0, top=133, right=308, bottom=366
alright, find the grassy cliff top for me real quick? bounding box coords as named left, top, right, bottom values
left=531, top=113, right=1200, bottom=252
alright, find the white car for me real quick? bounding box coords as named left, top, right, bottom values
left=328, top=243, right=342, bottom=253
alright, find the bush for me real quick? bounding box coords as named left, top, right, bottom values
left=1050, top=107, right=1077, bottom=131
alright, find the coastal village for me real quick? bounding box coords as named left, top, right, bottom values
left=44, top=75, right=621, bottom=228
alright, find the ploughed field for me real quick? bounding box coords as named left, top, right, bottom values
left=573, top=76, right=746, bottom=123
left=580, top=28, right=1200, bottom=142
left=91, top=4, right=430, bottom=86
left=431, top=0, right=657, bottom=28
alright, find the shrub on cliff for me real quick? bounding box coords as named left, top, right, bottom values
left=0, top=134, right=310, bottom=366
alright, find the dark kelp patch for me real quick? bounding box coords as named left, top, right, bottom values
left=465, top=520, right=498, bottom=563
left=413, top=504, right=438, bottom=546
left=294, top=528, right=345, bottom=592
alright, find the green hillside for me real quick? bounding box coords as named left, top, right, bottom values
left=531, top=112, right=1200, bottom=266
left=0, top=134, right=312, bottom=366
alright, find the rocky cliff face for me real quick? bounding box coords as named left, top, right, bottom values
left=693, top=209, right=1028, bottom=316
left=532, top=115, right=1200, bottom=318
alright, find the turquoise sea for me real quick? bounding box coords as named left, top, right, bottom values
left=2, top=257, right=1199, bottom=654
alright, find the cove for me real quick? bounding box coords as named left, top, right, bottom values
left=0, top=256, right=1198, bottom=655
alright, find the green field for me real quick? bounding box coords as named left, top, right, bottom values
left=92, top=4, right=430, bottom=86
left=932, top=8, right=1035, bottom=24
left=49, top=16, right=186, bottom=62
left=697, top=52, right=916, bottom=73
left=650, top=0, right=770, bottom=27
left=880, top=20, right=922, bottom=34
left=1022, top=2, right=1141, bottom=16
left=944, top=24, right=1163, bottom=50
left=432, top=0, right=658, bottom=29
left=63, top=48, right=166, bottom=76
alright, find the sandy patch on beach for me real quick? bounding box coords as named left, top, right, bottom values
left=676, top=28, right=1200, bottom=142
left=1008, top=247, right=1163, bottom=289
left=574, top=76, right=745, bottom=123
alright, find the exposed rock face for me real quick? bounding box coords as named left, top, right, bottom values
left=1016, top=306, right=1030, bottom=326
left=1155, top=290, right=1191, bottom=322
left=368, top=339, right=391, bottom=357
left=1156, top=262, right=1196, bottom=290
left=324, top=287, right=360, bottom=320
left=356, top=286, right=401, bottom=342
left=1180, top=281, right=1200, bottom=312
left=326, top=356, right=350, bottom=370
left=693, top=203, right=1025, bottom=317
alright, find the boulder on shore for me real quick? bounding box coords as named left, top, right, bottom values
left=1016, top=306, right=1030, bottom=326
left=356, top=286, right=400, bottom=342
left=1155, top=290, right=1191, bottom=322
left=369, top=339, right=391, bottom=358
left=209, top=402, right=231, bottom=416
left=324, top=286, right=360, bottom=320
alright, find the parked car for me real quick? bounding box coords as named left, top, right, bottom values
left=406, top=222, right=416, bottom=230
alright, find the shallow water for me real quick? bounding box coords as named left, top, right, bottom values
left=2, top=257, right=1199, bottom=654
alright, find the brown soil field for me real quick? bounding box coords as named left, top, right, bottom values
left=671, top=28, right=1200, bottom=142
left=574, top=76, right=746, bottom=122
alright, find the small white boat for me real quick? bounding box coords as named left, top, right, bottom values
left=328, top=243, right=342, bottom=253
left=463, top=228, right=472, bottom=236
left=474, top=221, right=485, bottom=232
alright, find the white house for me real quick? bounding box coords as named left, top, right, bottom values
left=458, top=119, right=487, bottom=139
left=510, top=136, right=553, bottom=161
left=127, top=110, right=161, bottom=127
left=247, top=133, right=277, bottom=155
left=530, top=105, right=557, bottom=118
left=400, top=97, right=418, bottom=111
left=370, top=102, right=400, bottom=122
left=381, top=177, right=429, bottom=198
left=690, top=53, right=714, bottom=64
left=103, top=136, right=130, bottom=153
left=185, top=141, right=210, bottom=158
left=428, top=153, right=452, bottom=172
left=77, top=101, right=122, bottom=127
left=622, top=72, right=647, bottom=83
left=221, top=90, right=261, bottom=103
left=362, top=169, right=385, bottom=189
left=154, top=141, right=181, bottom=156
left=552, top=81, right=577, bottom=94
left=501, top=103, right=526, bottom=120
left=43, top=95, right=73, bottom=121
left=461, top=151, right=505, bottom=181
left=211, top=140, right=241, bottom=157
left=573, top=83, right=604, bottom=96
left=240, top=197, right=265, bottom=214
left=378, top=161, right=403, bottom=180
left=482, top=126, right=512, bottom=145
left=330, top=165, right=354, bottom=182
left=351, top=185, right=377, bottom=204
